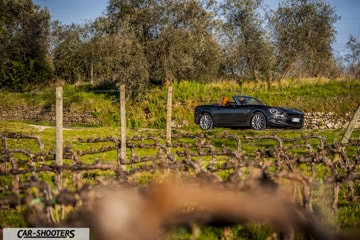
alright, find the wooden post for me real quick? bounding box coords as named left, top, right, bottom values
left=56, top=87, right=64, bottom=220
left=334, top=104, right=360, bottom=162
left=90, top=61, right=94, bottom=85
left=55, top=87, right=63, bottom=174
left=166, top=85, right=173, bottom=154
left=120, top=84, right=126, bottom=163
left=341, top=104, right=360, bottom=144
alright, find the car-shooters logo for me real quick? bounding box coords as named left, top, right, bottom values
left=3, top=228, right=89, bottom=240
left=17, top=229, right=75, bottom=238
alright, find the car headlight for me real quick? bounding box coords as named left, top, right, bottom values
left=269, top=108, right=283, bottom=115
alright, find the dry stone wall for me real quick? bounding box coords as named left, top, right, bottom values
left=0, top=106, right=359, bottom=129
left=304, top=112, right=360, bottom=129
left=0, top=106, right=100, bottom=125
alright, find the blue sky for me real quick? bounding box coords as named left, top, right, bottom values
left=330, top=1, right=360, bottom=54
left=34, top=0, right=360, bottom=55
left=34, top=0, right=108, bottom=24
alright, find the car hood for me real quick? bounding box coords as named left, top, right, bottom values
left=275, top=107, right=303, bottom=115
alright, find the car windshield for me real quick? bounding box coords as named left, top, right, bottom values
left=234, top=96, right=266, bottom=106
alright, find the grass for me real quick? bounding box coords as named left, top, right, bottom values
left=1, top=121, right=359, bottom=165
left=0, top=121, right=360, bottom=237
left=0, top=78, right=359, bottom=238
left=0, top=78, right=359, bottom=128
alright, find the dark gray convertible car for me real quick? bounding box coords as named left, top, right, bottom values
left=194, top=96, right=304, bottom=130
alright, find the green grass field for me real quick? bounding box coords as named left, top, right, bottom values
left=0, top=78, right=359, bottom=128
left=0, top=78, right=359, bottom=239
left=1, top=121, right=359, bottom=238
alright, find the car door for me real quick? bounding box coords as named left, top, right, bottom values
left=213, top=105, right=250, bottom=127
left=212, top=105, right=235, bottom=126
left=228, top=105, right=252, bottom=126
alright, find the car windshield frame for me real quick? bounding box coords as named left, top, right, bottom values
left=233, top=96, right=266, bottom=106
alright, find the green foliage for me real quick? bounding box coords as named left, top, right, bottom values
left=0, top=208, right=27, bottom=227
left=1, top=0, right=354, bottom=92
left=220, top=0, right=275, bottom=81
left=1, top=0, right=354, bottom=91
left=118, top=0, right=221, bottom=83
left=0, top=0, right=53, bottom=91
left=268, top=0, right=339, bottom=80
left=338, top=203, right=360, bottom=228
left=0, top=61, right=31, bottom=91
left=58, top=85, right=121, bottom=126
left=0, top=59, right=53, bottom=91
left=236, top=224, right=276, bottom=240
left=345, top=35, right=360, bottom=79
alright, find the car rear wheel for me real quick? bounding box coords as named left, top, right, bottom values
left=199, top=113, right=214, bottom=130
left=251, top=112, right=266, bottom=130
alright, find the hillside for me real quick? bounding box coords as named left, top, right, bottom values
left=0, top=78, right=359, bottom=129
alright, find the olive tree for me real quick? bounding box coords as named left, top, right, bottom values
left=268, top=0, right=339, bottom=81
left=51, top=22, right=87, bottom=84
left=345, top=35, right=360, bottom=80
left=220, top=0, right=275, bottom=82
left=106, top=0, right=222, bottom=85
left=0, top=0, right=52, bottom=90
left=155, top=0, right=223, bottom=84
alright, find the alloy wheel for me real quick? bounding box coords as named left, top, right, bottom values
left=251, top=112, right=266, bottom=130
left=199, top=113, right=213, bottom=130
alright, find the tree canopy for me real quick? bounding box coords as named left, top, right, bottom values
left=345, top=35, right=360, bottom=80
left=220, top=0, right=275, bottom=82
left=0, top=0, right=346, bottom=93
left=0, top=0, right=52, bottom=91
left=268, top=0, right=339, bottom=80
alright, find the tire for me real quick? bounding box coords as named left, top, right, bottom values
left=199, top=113, right=214, bottom=130
left=251, top=112, right=266, bottom=130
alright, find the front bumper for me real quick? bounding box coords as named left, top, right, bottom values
left=268, top=115, right=304, bottom=128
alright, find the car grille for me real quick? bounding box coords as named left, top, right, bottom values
left=286, top=113, right=303, bottom=124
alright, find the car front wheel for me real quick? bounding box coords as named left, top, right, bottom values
left=199, top=113, right=214, bottom=130
left=251, top=112, right=266, bottom=130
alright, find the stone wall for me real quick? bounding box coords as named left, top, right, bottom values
left=0, top=106, right=100, bottom=126
left=0, top=105, right=359, bottom=129
left=304, top=112, right=359, bottom=129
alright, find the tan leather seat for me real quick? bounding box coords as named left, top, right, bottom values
left=221, top=97, right=229, bottom=106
